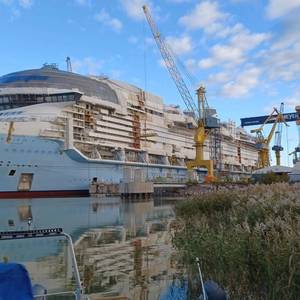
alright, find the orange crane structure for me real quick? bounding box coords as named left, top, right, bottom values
left=142, top=5, right=219, bottom=179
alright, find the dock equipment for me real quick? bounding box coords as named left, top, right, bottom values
left=272, top=103, right=286, bottom=166
left=249, top=104, right=287, bottom=168
left=241, top=111, right=299, bottom=127
left=66, top=56, right=73, bottom=72
left=143, top=5, right=219, bottom=180
left=290, top=105, right=300, bottom=164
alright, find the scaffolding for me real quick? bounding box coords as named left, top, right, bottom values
left=209, top=128, right=222, bottom=174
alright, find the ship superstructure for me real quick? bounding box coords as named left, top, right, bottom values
left=0, top=65, right=258, bottom=197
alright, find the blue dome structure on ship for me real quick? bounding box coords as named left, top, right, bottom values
left=0, top=64, right=119, bottom=110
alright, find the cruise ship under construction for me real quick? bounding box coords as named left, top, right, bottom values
left=0, top=65, right=258, bottom=198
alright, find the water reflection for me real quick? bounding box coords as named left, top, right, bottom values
left=0, top=197, right=181, bottom=299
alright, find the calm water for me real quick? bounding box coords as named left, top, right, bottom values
left=0, top=197, right=182, bottom=299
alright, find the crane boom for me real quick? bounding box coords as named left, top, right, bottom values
left=142, top=5, right=198, bottom=116
left=143, top=4, right=217, bottom=179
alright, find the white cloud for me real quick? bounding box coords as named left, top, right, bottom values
left=284, top=96, right=300, bottom=110
left=75, top=0, right=91, bottom=5
left=230, top=29, right=270, bottom=51
left=270, top=13, right=300, bottom=50
left=199, top=26, right=270, bottom=69
left=0, top=0, right=13, bottom=5
left=264, top=41, right=300, bottom=81
left=128, top=35, right=138, bottom=44
left=221, top=67, right=261, bottom=98
left=179, top=1, right=227, bottom=33
left=185, top=58, right=197, bottom=72
left=95, top=9, right=123, bottom=32
left=199, top=44, right=244, bottom=68
left=72, top=57, right=104, bottom=75
left=266, top=0, right=300, bottom=19
left=19, top=0, right=32, bottom=8
left=121, top=0, right=151, bottom=21
left=167, top=0, right=191, bottom=3
left=0, top=0, right=33, bottom=9
left=110, top=69, right=123, bottom=78
left=166, top=35, right=193, bottom=56
left=208, top=71, right=233, bottom=83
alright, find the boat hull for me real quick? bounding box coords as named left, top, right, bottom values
left=0, top=134, right=190, bottom=199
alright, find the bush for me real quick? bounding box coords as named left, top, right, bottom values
left=254, top=171, right=289, bottom=184
left=173, top=183, right=300, bottom=300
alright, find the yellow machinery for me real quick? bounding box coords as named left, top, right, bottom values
left=186, top=86, right=214, bottom=178
left=251, top=105, right=287, bottom=168
left=6, top=121, right=14, bottom=143
left=143, top=5, right=219, bottom=179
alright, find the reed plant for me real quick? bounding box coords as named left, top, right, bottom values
left=173, top=183, right=300, bottom=300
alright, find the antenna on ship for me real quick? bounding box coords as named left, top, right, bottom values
left=66, top=56, right=72, bottom=72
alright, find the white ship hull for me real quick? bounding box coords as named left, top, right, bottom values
left=0, top=133, right=188, bottom=198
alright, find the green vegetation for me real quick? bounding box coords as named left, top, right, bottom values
left=253, top=171, right=289, bottom=184
left=173, top=183, right=300, bottom=300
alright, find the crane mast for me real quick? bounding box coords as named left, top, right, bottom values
left=143, top=5, right=217, bottom=179
left=272, top=103, right=285, bottom=165
left=66, top=56, right=72, bottom=72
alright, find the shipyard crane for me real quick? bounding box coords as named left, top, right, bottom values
left=66, top=57, right=72, bottom=72
left=250, top=106, right=287, bottom=168
left=290, top=105, right=300, bottom=164
left=142, top=5, right=219, bottom=179
left=272, top=103, right=286, bottom=166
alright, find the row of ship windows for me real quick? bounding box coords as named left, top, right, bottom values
left=0, top=137, right=53, bottom=144
left=6, top=169, right=97, bottom=182
left=0, top=94, right=76, bottom=104
left=0, top=163, right=38, bottom=168
left=4, top=148, right=60, bottom=155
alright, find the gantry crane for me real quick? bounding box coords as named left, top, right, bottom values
left=250, top=105, right=287, bottom=168
left=142, top=5, right=219, bottom=179
left=272, top=103, right=286, bottom=166
left=290, top=105, right=300, bottom=164
left=66, top=57, right=72, bottom=72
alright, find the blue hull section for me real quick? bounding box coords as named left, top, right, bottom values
left=0, top=134, right=188, bottom=197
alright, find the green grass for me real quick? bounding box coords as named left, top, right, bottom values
left=173, top=183, right=300, bottom=300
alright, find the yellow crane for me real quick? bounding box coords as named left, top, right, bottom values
left=143, top=5, right=219, bottom=180
left=251, top=105, right=287, bottom=168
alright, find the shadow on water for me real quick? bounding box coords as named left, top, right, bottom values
left=0, top=196, right=185, bottom=299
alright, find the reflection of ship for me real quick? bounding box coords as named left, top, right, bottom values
left=73, top=199, right=177, bottom=300
left=0, top=197, right=181, bottom=300
left=17, top=204, right=32, bottom=221
left=75, top=219, right=176, bottom=300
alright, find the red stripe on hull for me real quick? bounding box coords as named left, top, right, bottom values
left=0, top=190, right=89, bottom=199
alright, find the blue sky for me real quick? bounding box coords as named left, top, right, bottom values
left=0, top=0, right=299, bottom=166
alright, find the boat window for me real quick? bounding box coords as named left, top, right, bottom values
left=0, top=93, right=80, bottom=111
left=8, top=169, right=16, bottom=176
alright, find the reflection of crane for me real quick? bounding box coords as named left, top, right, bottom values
left=142, top=5, right=219, bottom=179
left=250, top=105, right=287, bottom=168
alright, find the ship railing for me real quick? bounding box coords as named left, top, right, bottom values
left=0, top=228, right=88, bottom=300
